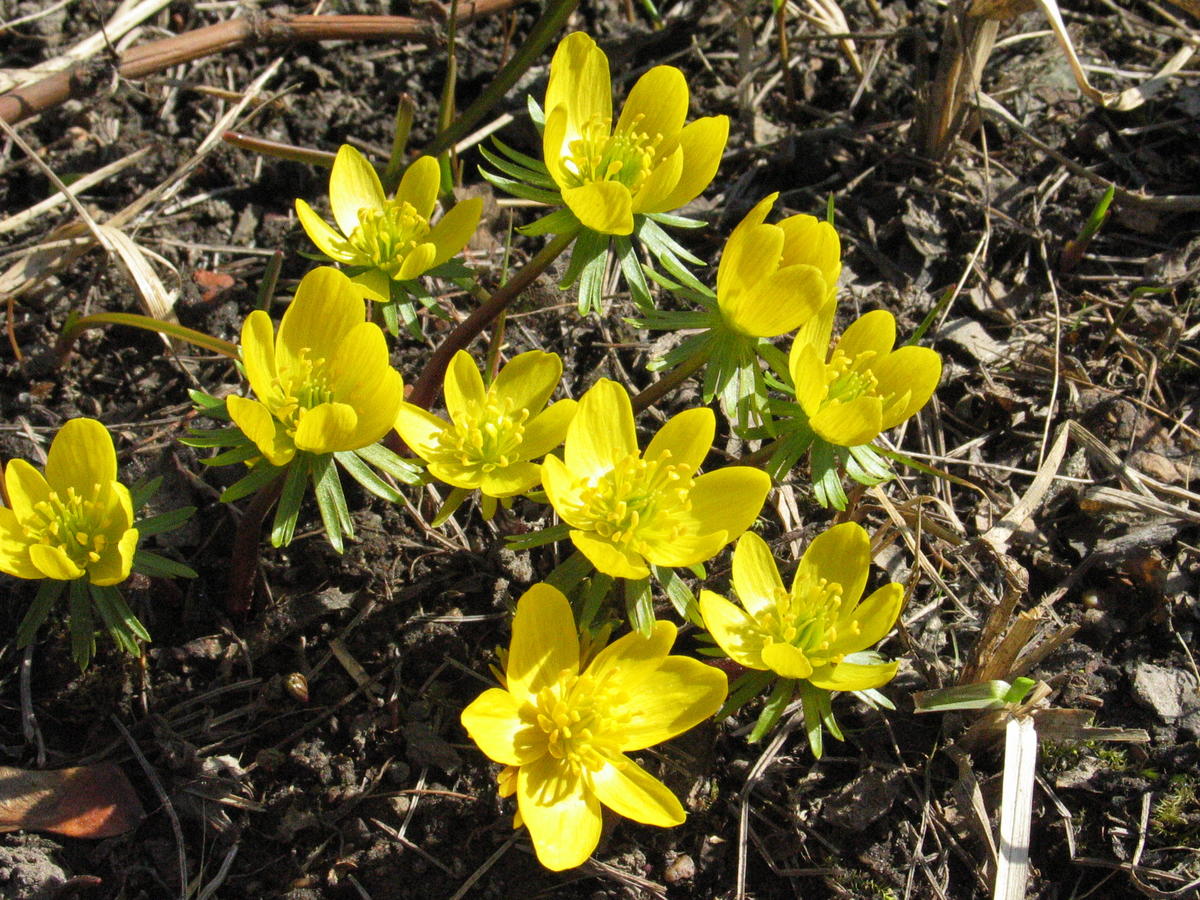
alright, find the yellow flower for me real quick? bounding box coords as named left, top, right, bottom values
left=394, top=350, right=577, bottom=515
left=543, top=32, right=729, bottom=236
left=541, top=379, right=770, bottom=579
left=295, top=145, right=483, bottom=302
left=0, top=419, right=138, bottom=586
left=460, top=582, right=727, bottom=871
left=788, top=309, right=941, bottom=447
left=699, top=524, right=902, bottom=691
left=716, top=193, right=841, bottom=338
left=227, top=266, right=404, bottom=467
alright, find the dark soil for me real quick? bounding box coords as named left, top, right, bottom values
left=1, top=1, right=1198, bottom=898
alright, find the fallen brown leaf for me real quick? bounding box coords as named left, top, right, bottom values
left=0, top=764, right=144, bottom=839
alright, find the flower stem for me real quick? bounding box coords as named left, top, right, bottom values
left=58, top=312, right=239, bottom=361
left=630, top=350, right=707, bottom=413
left=407, top=229, right=577, bottom=409
left=227, top=472, right=285, bottom=616
left=737, top=436, right=784, bottom=468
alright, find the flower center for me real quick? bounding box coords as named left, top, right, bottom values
left=756, top=574, right=853, bottom=660
left=432, top=395, right=529, bottom=476
left=531, top=669, right=626, bottom=774
left=271, top=349, right=336, bottom=428
left=347, top=198, right=431, bottom=276
left=575, top=452, right=694, bottom=554
left=27, top=484, right=113, bottom=571
left=559, top=113, right=662, bottom=195
left=822, top=349, right=881, bottom=406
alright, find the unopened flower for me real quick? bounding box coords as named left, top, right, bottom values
left=0, top=418, right=137, bottom=586
left=394, top=350, right=576, bottom=517
left=716, top=193, right=840, bottom=338
left=227, top=266, right=404, bottom=467
left=460, top=582, right=727, bottom=871
left=541, top=379, right=770, bottom=579
left=789, top=309, right=941, bottom=447
left=699, top=523, right=902, bottom=691
left=543, top=32, right=728, bottom=236
left=296, top=145, right=482, bottom=302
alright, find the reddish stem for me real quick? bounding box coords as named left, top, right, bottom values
left=227, top=473, right=284, bottom=616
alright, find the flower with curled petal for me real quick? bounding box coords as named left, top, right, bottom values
left=788, top=309, right=942, bottom=448
left=460, top=582, right=727, bottom=871
left=296, top=145, right=482, bottom=303
left=0, top=419, right=137, bottom=587
left=227, top=266, right=404, bottom=467
left=700, top=524, right=903, bottom=693
left=542, top=32, right=729, bottom=237
left=540, top=379, right=770, bottom=580
left=394, top=350, right=576, bottom=518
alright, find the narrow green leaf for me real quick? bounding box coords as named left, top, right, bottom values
left=334, top=450, right=404, bottom=503
left=750, top=677, right=796, bottom=743
left=311, top=453, right=352, bottom=553
left=220, top=462, right=286, bottom=504
left=134, top=506, right=195, bottom=538
left=133, top=550, right=198, bottom=579
left=271, top=456, right=310, bottom=547
left=16, top=579, right=65, bottom=648
left=624, top=577, right=654, bottom=638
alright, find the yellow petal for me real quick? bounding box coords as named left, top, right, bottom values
left=736, top=265, right=826, bottom=337
left=787, top=341, right=828, bottom=417
left=637, top=529, right=727, bottom=570
left=587, top=754, right=685, bottom=826
left=348, top=268, right=391, bottom=304
left=602, top=656, right=727, bottom=750
left=519, top=399, right=577, bottom=461
left=89, top=520, right=138, bottom=587
left=277, top=267, right=363, bottom=375
left=45, top=418, right=116, bottom=497
left=397, top=242, right=438, bottom=281
left=563, top=182, right=633, bottom=236
left=294, top=199, right=358, bottom=262
left=699, top=589, right=769, bottom=670
left=542, top=104, right=572, bottom=192
left=777, top=215, right=841, bottom=286
left=718, top=223, right=783, bottom=314
left=545, top=33, right=611, bottom=145
left=426, top=461, right=482, bottom=491
left=396, top=155, right=440, bottom=221
left=4, top=458, right=51, bottom=523
left=0, top=508, right=39, bottom=579
left=29, top=543, right=84, bottom=581
left=716, top=194, right=779, bottom=300
left=328, top=322, right=403, bottom=447
left=460, top=687, right=546, bottom=767
left=571, top=530, right=649, bottom=580
left=226, top=396, right=294, bottom=466
left=809, top=396, right=882, bottom=447
left=329, top=144, right=385, bottom=238
left=688, top=467, right=770, bottom=543
left=795, top=522, right=870, bottom=609
left=492, top=350, right=562, bottom=415
left=585, top=620, right=675, bottom=695
left=480, top=462, right=542, bottom=497
left=643, top=407, right=714, bottom=474
left=631, top=145, right=683, bottom=214
left=293, top=403, right=359, bottom=455
left=517, top=753, right=602, bottom=871
left=807, top=659, right=898, bottom=692
left=617, top=65, right=687, bottom=149
left=394, top=403, right=448, bottom=461
left=651, top=115, right=729, bottom=213
left=873, top=346, right=941, bottom=430
left=239, top=309, right=279, bottom=403
left=539, top=455, right=588, bottom=529
left=565, top=379, right=636, bottom=480
left=506, top=583, right=579, bottom=702
left=730, top=531, right=786, bottom=620
left=760, top=641, right=815, bottom=679
left=444, top=350, right=487, bottom=424
left=836, top=309, right=895, bottom=361
left=429, top=197, right=483, bottom=266
left=792, top=297, right=837, bottom=366
left=826, top=582, right=904, bottom=657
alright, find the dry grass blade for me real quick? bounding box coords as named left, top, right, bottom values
left=993, top=717, right=1037, bottom=900
left=97, top=224, right=179, bottom=323
left=796, top=0, right=863, bottom=76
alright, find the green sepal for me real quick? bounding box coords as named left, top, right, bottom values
left=645, top=211, right=707, bottom=229
left=354, top=442, right=423, bottom=485
left=613, top=234, right=652, bottom=309
left=220, top=461, right=285, bottom=504
left=479, top=167, right=562, bottom=205
left=846, top=444, right=893, bottom=486
left=797, top=680, right=829, bottom=757
left=479, top=142, right=556, bottom=188
left=334, top=450, right=404, bottom=503
left=270, top=455, right=311, bottom=548
left=311, top=453, right=352, bottom=554
left=650, top=564, right=701, bottom=626
left=811, top=440, right=849, bottom=510
left=624, top=577, right=654, bottom=638
left=635, top=216, right=706, bottom=291
left=716, top=668, right=775, bottom=720
left=577, top=572, right=613, bottom=633
left=749, top=676, right=796, bottom=743
left=133, top=550, right=198, bottom=579
left=16, top=579, right=65, bottom=648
